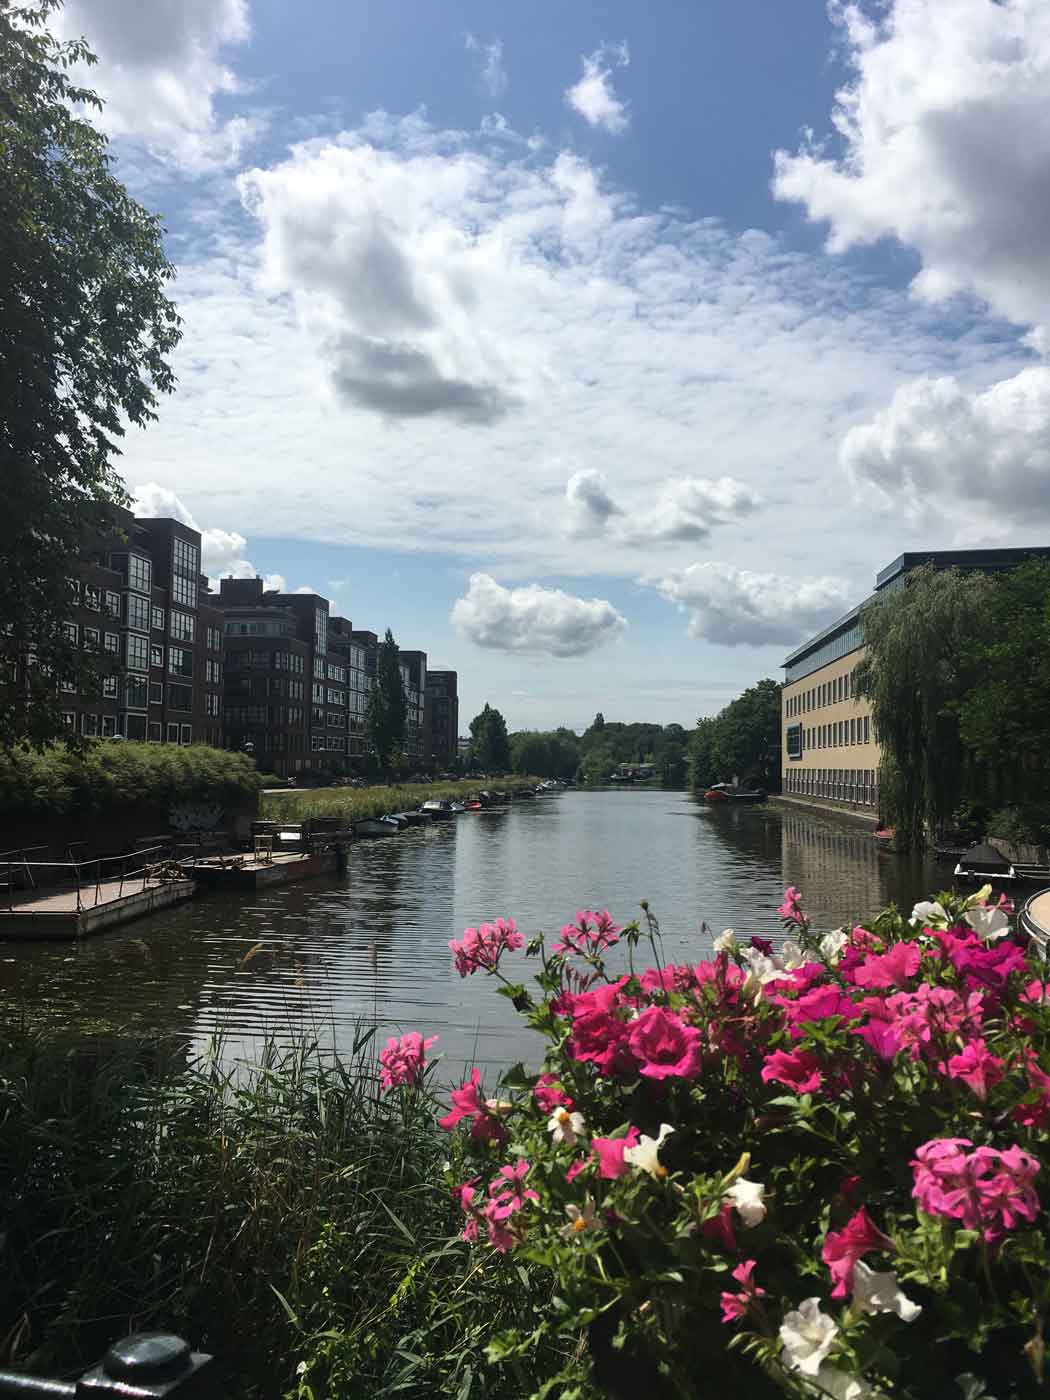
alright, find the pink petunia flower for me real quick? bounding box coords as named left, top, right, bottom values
left=821, top=1207, right=895, bottom=1298
left=760, top=1047, right=823, bottom=1095
left=778, top=886, right=805, bottom=923
left=912, top=1138, right=1040, bottom=1240
left=590, top=1126, right=641, bottom=1180
left=852, top=941, right=921, bottom=991
left=720, top=1259, right=765, bottom=1325
left=439, top=1068, right=507, bottom=1143
left=533, top=1072, right=574, bottom=1114
left=944, top=1039, right=1005, bottom=1101
left=627, top=1006, right=703, bottom=1080
left=378, top=1031, right=438, bottom=1092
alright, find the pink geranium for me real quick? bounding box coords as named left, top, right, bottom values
left=912, top=1138, right=1040, bottom=1240
left=378, top=1030, right=437, bottom=1092
left=821, top=1206, right=895, bottom=1297
left=760, top=1047, right=823, bottom=1094
left=627, top=1006, right=703, bottom=1080
left=439, top=1068, right=506, bottom=1143
left=778, top=886, right=805, bottom=923
left=720, top=1259, right=765, bottom=1324
left=552, top=909, right=622, bottom=957
left=449, top=917, right=524, bottom=977
left=883, top=984, right=985, bottom=1062
left=484, top=1160, right=539, bottom=1252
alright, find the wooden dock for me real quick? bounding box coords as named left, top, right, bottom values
left=0, top=875, right=196, bottom=940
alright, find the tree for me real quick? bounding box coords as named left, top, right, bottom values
left=855, top=566, right=992, bottom=850
left=469, top=703, right=511, bottom=773
left=1, top=2, right=182, bottom=747
left=366, top=629, right=407, bottom=775
left=688, top=682, right=781, bottom=792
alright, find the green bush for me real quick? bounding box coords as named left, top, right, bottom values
left=0, top=741, right=262, bottom=820
left=986, top=802, right=1050, bottom=849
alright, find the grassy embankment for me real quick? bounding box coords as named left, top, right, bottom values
left=261, top=776, right=541, bottom=823
left=0, top=1026, right=575, bottom=1399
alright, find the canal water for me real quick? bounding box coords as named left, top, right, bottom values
left=0, top=790, right=941, bottom=1075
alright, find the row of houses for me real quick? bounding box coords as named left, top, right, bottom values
left=44, top=507, right=459, bottom=780
left=778, top=545, right=1050, bottom=821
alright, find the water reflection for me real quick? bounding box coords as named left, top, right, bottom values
left=0, top=792, right=944, bottom=1075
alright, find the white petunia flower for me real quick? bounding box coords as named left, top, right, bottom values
left=780, top=939, right=804, bottom=970
left=547, top=1106, right=586, bottom=1147
left=820, top=928, right=848, bottom=964
left=741, top=940, right=805, bottom=997
left=623, top=1123, right=674, bottom=1178
left=724, top=1176, right=766, bottom=1228
left=963, top=905, right=1010, bottom=943
left=779, top=1297, right=839, bottom=1377
left=559, top=1196, right=600, bottom=1241
left=850, top=1261, right=921, bottom=1322
left=806, top=1365, right=885, bottom=1399
left=713, top=928, right=737, bottom=954
left=909, top=900, right=949, bottom=929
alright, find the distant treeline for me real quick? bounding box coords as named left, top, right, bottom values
left=687, top=678, right=781, bottom=793
left=507, top=714, right=689, bottom=785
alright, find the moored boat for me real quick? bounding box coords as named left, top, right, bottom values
left=704, top=783, right=766, bottom=804
left=420, top=799, right=456, bottom=820
left=353, top=816, right=402, bottom=838
left=954, top=841, right=1050, bottom=887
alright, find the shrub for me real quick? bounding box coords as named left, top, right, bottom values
left=430, top=889, right=1050, bottom=1398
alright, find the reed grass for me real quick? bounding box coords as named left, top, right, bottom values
left=0, top=1024, right=574, bottom=1398
left=260, top=777, right=541, bottom=824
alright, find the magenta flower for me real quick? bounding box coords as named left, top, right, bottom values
left=720, top=1259, right=765, bottom=1325
left=760, top=1047, right=823, bottom=1095
left=781, top=985, right=859, bottom=1037
left=533, top=1072, right=574, bottom=1114
left=778, top=886, right=806, bottom=923
left=378, top=1030, right=437, bottom=1092
left=821, top=1206, right=895, bottom=1298
left=591, top=1126, right=641, bottom=1180
left=750, top=935, right=775, bottom=956
left=451, top=1178, right=480, bottom=1241
left=448, top=917, right=524, bottom=977
left=439, top=1068, right=506, bottom=1143
left=627, top=1006, right=703, bottom=1080
left=912, top=1138, right=1040, bottom=1239
left=882, top=984, right=985, bottom=1062
left=852, top=941, right=921, bottom=990
left=552, top=909, right=622, bottom=957
left=700, top=1201, right=737, bottom=1252
left=944, top=1039, right=1005, bottom=1101
left=483, top=1159, right=539, bottom=1252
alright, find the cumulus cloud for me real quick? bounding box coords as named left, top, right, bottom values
left=565, top=42, right=630, bottom=133
left=565, top=472, right=760, bottom=543
left=465, top=34, right=508, bottom=98
left=52, top=0, right=263, bottom=171
left=773, top=0, right=1050, bottom=337
left=841, top=365, right=1050, bottom=521
left=654, top=562, right=851, bottom=647
left=452, top=573, right=627, bottom=657
left=131, top=482, right=279, bottom=588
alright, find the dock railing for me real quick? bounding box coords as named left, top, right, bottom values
left=1, top=844, right=179, bottom=915
left=0, top=1332, right=212, bottom=1398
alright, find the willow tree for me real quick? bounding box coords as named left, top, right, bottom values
left=1, top=2, right=181, bottom=747
left=366, top=629, right=407, bottom=775
left=854, top=567, right=992, bottom=850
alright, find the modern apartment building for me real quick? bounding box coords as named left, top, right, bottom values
left=29, top=507, right=223, bottom=746
left=781, top=547, right=1050, bottom=819
left=426, top=670, right=459, bottom=768
left=399, top=650, right=427, bottom=767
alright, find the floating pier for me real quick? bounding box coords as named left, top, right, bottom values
left=0, top=873, right=195, bottom=940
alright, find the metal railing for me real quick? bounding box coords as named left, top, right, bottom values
left=0, top=1333, right=211, bottom=1398
left=0, top=848, right=48, bottom=896
left=1, top=845, right=178, bottom=915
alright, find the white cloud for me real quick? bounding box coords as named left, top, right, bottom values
left=565, top=472, right=760, bottom=543
left=773, top=0, right=1050, bottom=338
left=51, top=0, right=263, bottom=172
left=465, top=34, right=508, bottom=98
left=841, top=365, right=1050, bottom=521
left=565, top=42, right=630, bottom=133
left=653, top=562, right=852, bottom=647
left=131, top=482, right=276, bottom=587
left=262, top=573, right=287, bottom=593
left=452, top=573, right=627, bottom=657
left=294, top=585, right=316, bottom=594
left=116, top=110, right=1027, bottom=585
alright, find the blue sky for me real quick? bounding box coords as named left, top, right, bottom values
left=52, top=0, right=1050, bottom=733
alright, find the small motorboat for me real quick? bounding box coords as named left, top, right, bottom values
left=464, top=800, right=484, bottom=811
left=392, top=810, right=431, bottom=826
left=421, top=799, right=456, bottom=820
left=704, top=783, right=766, bottom=804
left=954, top=841, right=1050, bottom=887
left=353, top=816, right=402, bottom=838
left=449, top=802, right=466, bottom=814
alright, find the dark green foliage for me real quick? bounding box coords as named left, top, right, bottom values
left=0, top=1028, right=571, bottom=1399
left=688, top=679, right=781, bottom=791
left=0, top=740, right=261, bottom=819
left=509, top=728, right=581, bottom=779
left=366, top=629, right=408, bottom=773
left=469, top=702, right=511, bottom=772
left=0, top=2, right=181, bottom=748
left=576, top=719, right=687, bottom=784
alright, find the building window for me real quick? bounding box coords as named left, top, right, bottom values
left=105, top=591, right=121, bottom=618
left=169, top=609, right=195, bottom=642
left=126, top=593, right=150, bottom=632
left=173, top=537, right=200, bottom=577
left=205, top=659, right=221, bottom=685
left=180, top=724, right=192, bottom=745
left=101, top=715, right=117, bottom=738
left=327, top=687, right=343, bottom=706
left=207, top=626, right=221, bottom=652
left=786, top=723, right=803, bottom=760
left=62, top=711, right=76, bottom=730
left=126, top=633, right=149, bottom=671
left=102, top=676, right=118, bottom=698
left=167, top=723, right=180, bottom=743
left=149, top=681, right=163, bottom=704
left=150, top=644, right=163, bottom=668
left=125, top=676, right=148, bottom=709
left=63, top=622, right=78, bottom=644
left=152, top=606, right=165, bottom=631
left=82, top=585, right=100, bottom=612
left=172, top=573, right=196, bottom=609
left=167, top=683, right=192, bottom=712
left=205, top=692, right=221, bottom=717
left=84, top=626, right=100, bottom=650
left=127, top=554, right=151, bottom=594
left=168, top=646, right=193, bottom=678
left=148, top=721, right=162, bottom=742
left=105, top=632, right=119, bottom=654
left=81, top=712, right=99, bottom=737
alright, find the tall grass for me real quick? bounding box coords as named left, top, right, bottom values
left=0, top=1025, right=577, bottom=1398
left=261, top=777, right=541, bottom=824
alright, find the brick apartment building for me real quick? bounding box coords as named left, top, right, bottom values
left=20, top=507, right=224, bottom=746
left=426, top=670, right=459, bottom=769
